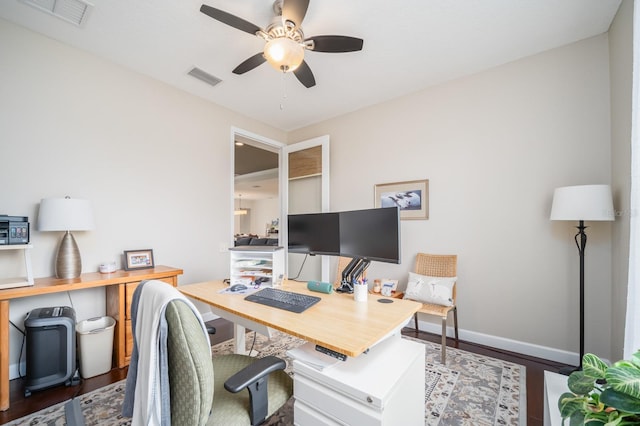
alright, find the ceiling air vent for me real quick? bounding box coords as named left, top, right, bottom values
left=20, top=0, right=93, bottom=27
left=188, top=67, right=223, bottom=88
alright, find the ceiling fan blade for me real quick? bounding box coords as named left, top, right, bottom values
left=281, top=0, right=309, bottom=27
left=200, top=4, right=262, bottom=35
left=232, top=53, right=267, bottom=74
left=306, top=35, right=364, bottom=53
left=293, top=60, right=316, bottom=88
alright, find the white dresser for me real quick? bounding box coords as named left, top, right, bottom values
left=293, top=336, right=425, bottom=425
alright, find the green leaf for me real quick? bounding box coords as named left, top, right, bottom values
left=559, top=392, right=582, bottom=417
left=582, top=416, right=605, bottom=425
left=600, top=389, right=640, bottom=414
left=606, top=363, right=640, bottom=399
left=583, top=354, right=609, bottom=379
left=568, top=411, right=585, bottom=425
left=630, top=351, right=640, bottom=369
left=568, top=370, right=597, bottom=395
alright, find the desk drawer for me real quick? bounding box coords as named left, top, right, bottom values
left=294, top=374, right=381, bottom=425
left=125, top=277, right=175, bottom=319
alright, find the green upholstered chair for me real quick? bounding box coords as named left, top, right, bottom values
left=165, top=300, right=293, bottom=426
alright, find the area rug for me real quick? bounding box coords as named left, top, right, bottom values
left=5, top=332, right=525, bottom=425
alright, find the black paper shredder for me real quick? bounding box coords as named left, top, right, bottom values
left=24, top=306, right=78, bottom=397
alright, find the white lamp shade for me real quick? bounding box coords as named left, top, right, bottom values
left=550, top=184, right=614, bottom=221
left=38, top=197, right=95, bottom=231
left=264, top=37, right=304, bottom=72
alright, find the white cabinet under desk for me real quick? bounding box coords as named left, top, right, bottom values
left=229, top=245, right=284, bottom=286
left=292, top=336, right=425, bottom=426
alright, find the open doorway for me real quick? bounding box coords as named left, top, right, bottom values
left=230, top=128, right=331, bottom=282
left=233, top=135, right=281, bottom=243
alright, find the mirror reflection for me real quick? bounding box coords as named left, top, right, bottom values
left=234, top=138, right=280, bottom=246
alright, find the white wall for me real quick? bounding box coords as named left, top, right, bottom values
left=0, top=19, right=285, bottom=377
left=233, top=198, right=280, bottom=237
left=251, top=198, right=280, bottom=237
left=289, top=35, right=614, bottom=363
left=609, top=0, right=633, bottom=362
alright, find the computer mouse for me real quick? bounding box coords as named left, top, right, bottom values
left=229, top=284, right=248, bottom=292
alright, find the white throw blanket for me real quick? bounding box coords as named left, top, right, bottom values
left=122, top=280, right=210, bottom=426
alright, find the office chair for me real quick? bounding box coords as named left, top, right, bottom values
left=406, top=253, right=459, bottom=364
left=130, top=282, right=293, bottom=426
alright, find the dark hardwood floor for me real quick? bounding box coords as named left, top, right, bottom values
left=0, top=319, right=570, bottom=425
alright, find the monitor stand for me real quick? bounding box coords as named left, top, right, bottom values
left=336, top=258, right=371, bottom=294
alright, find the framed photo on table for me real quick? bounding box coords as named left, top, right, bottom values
left=374, top=179, right=429, bottom=220
left=123, top=249, right=154, bottom=270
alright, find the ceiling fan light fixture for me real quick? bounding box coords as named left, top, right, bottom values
left=264, top=37, right=304, bottom=72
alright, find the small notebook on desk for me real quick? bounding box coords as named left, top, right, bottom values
left=286, top=342, right=343, bottom=371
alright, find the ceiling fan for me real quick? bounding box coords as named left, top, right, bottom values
left=200, top=0, right=364, bottom=88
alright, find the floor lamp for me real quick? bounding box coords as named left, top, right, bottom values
left=550, top=184, right=614, bottom=374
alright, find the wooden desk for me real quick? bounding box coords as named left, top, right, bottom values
left=180, top=280, right=425, bottom=425
left=179, top=280, right=421, bottom=358
left=0, top=265, right=182, bottom=411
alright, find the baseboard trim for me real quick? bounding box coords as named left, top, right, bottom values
left=415, top=319, right=579, bottom=366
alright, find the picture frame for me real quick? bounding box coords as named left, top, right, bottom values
left=374, top=179, right=429, bottom=220
left=123, top=249, right=154, bottom=271
left=381, top=278, right=399, bottom=292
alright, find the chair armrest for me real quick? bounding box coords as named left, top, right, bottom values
left=224, top=356, right=286, bottom=393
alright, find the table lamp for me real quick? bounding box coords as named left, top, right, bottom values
left=550, top=184, right=614, bottom=373
left=38, top=197, right=95, bottom=279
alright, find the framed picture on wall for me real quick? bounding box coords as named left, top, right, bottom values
left=123, top=249, right=155, bottom=270
left=374, top=179, right=429, bottom=220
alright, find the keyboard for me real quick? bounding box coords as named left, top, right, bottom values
left=245, top=287, right=321, bottom=313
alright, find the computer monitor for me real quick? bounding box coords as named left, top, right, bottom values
left=287, top=207, right=400, bottom=291
left=338, top=206, right=400, bottom=264
left=287, top=212, right=340, bottom=256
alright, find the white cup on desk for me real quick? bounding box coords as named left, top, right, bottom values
left=353, top=283, right=368, bottom=302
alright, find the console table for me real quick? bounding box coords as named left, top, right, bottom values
left=0, top=265, right=182, bottom=411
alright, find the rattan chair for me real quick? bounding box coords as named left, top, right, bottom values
left=410, top=253, right=459, bottom=363
left=334, top=256, right=350, bottom=287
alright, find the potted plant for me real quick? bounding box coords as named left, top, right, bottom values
left=558, top=350, right=640, bottom=425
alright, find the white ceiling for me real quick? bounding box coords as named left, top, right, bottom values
left=0, top=0, right=622, bottom=132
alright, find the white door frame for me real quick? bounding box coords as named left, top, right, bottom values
left=230, top=128, right=330, bottom=281
left=282, top=135, right=331, bottom=281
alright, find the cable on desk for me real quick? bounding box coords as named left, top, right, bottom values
left=288, top=253, right=309, bottom=281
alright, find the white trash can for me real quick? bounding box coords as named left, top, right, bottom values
left=76, top=316, right=115, bottom=379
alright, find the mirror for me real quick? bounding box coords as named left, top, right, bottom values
left=233, top=136, right=280, bottom=242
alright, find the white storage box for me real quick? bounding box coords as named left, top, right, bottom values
left=76, top=316, right=115, bottom=378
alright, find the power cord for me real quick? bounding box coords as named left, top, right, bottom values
left=67, top=291, right=76, bottom=314
left=247, top=331, right=258, bottom=357
left=10, top=321, right=26, bottom=378
left=288, top=253, right=309, bottom=281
